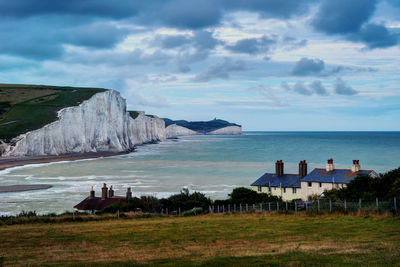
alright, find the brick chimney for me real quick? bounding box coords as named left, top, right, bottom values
left=352, top=160, right=360, bottom=172
left=101, top=183, right=108, bottom=199
left=126, top=187, right=132, bottom=201
left=108, top=185, right=114, bottom=198
left=90, top=186, right=95, bottom=198
left=299, top=160, right=307, bottom=178
left=326, top=158, right=334, bottom=172
left=275, top=160, right=284, bottom=176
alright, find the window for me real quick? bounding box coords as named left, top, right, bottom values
left=268, top=187, right=271, bottom=192
left=319, top=182, right=322, bottom=188
left=293, top=188, right=297, bottom=194
left=258, top=186, right=262, bottom=192
left=283, top=187, right=286, bottom=193
left=308, top=182, right=312, bottom=187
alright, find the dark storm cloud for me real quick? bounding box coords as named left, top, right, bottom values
left=0, top=17, right=131, bottom=60
left=312, top=0, right=377, bottom=34
left=0, top=0, right=142, bottom=18
left=193, top=58, right=248, bottom=82
left=291, top=58, right=325, bottom=76
left=226, top=35, right=277, bottom=55
left=312, top=0, right=399, bottom=48
left=334, top=78, right=358, bottom=95
left=353, top=23, right=399, bottom=49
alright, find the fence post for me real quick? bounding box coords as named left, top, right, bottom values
left=295, top=201, right=297, bottom=213
left=246, top=204, right=248, bottom=212
left=359, top=198, right=362, bottom=210
left=395, top=197, right=397, bottom=213
left=269, top=202, right=271, bottom=212
left=344, top=200, right=347, bottom=212
left=306, top=202, right=308, bottom=212
left=260, top=203, right=263, bottom=212
left=285, top=202, right=288, bottom=211
left=240, top=203, right=242, bottom=213
left=179, top=207, right=181, bottom=216
left=217, top=205, right=220, bottom=213
left=166, top=208, right=168, bottom=215
left=329, top=199, right=332, bottom=213
left=376, top=198, right=379, bottom=212
left=317, top=200, right=320, bottom=213
left=223, top=205, right=226, bottom=213
left=228, top=204, right=231, bottom=213
left=117, top=209, right=120, bottom=219
left=253, top=204, right=255, bottom=211
left=234, top=203, right=236, bottom=212
left=277, top=202, right=279, bottom=211
left=209, top=206, right=212, bottom=214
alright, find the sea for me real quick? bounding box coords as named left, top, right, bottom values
left=0, top=131, right=399, bottom=215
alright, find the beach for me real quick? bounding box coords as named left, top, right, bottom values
left=0, top=151, right=126, bottom=171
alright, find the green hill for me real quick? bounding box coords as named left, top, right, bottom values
left=163, top=118, right=241, bottom=133
left=0, top=84, right=106, bottom=141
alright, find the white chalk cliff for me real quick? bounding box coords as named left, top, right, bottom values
left=208, top=126, right=242, bottom=135
left=4, top=90, right=166, bottom=156
left=165, top=124, right=198, bottom=138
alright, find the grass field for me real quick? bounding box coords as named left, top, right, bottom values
left=0, top=84, right=106, bottom=141
left=0, top=213, right=399, bottom=266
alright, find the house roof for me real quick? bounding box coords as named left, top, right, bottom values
left=74, top=196, right=126, bottom=211
left=301, top=168, right=375, bottom=184
left=251, top=173, right=301, bottom=188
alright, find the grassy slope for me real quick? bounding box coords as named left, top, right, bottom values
left=0, top=84, right=106, bottom=141
left=0, top=213, right=399, bottom=266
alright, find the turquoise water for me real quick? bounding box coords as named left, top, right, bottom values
left=0, top=132, right=399, bottom=215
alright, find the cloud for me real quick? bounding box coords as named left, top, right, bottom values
left=282, top=80, right=329, bottom=96
left=312, top=0, right=377, bottom=34
left=64, top=48, right=171, bottom=66
left=247, top=84, right=285, bottom=106
left=334, top=78, right=358, bottom=95
left=352, top=23, right=399, bottom=49
left=291, top=57, right=325, bottom=76
left=193, top=58, right=248, bottom=82
left=309, top=80, right=329, bottom=96
left=226, top=35, right=277, bottom=55
left=312, top=0, right=399, bottom=49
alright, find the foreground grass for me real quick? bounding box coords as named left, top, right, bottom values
left=0, top=213, right=399, bottom=266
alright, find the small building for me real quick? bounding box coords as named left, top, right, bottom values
left=251, top=158, right=377, bottom=201
left=300, top=159, right=377, bottom=200
left=251, top=160, right=307, bottom=201
left=74, top=183, right=132, bottom=212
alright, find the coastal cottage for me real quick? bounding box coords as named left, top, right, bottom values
left=74, top=183, right=132, bottom=212
left=300, top=159, right=377, bottom=200
left=250, top=160, right=307, bottom=201
left=251, top=159, right=377, bottom=201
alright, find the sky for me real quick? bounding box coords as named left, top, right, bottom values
left=0, top=0, right=399, bottom=131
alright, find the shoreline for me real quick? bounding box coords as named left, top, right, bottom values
left=0, top=151, right=127, bottom=172
left=0, top=184, right=53, bottom=193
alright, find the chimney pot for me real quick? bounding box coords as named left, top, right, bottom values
left=126, top=187, right=132, bottom=201
left=352, top=160, right=360, bottom=172
left=108, top=185, right=114, bottom=198
left=299, top=160, right=307, bottom=178
left=326, top=158, right=334, bottom=172
left=101, top=183, right=108, bottom=199
left=90, top=186, right=95, bottom=198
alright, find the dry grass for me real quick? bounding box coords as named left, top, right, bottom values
left=0, top=213, right=399, bottom=266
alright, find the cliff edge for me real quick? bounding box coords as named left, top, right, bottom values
left=3, top=90, right=165, bottom=156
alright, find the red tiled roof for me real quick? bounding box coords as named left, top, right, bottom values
left=74, top=196, right=126, bottom=211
